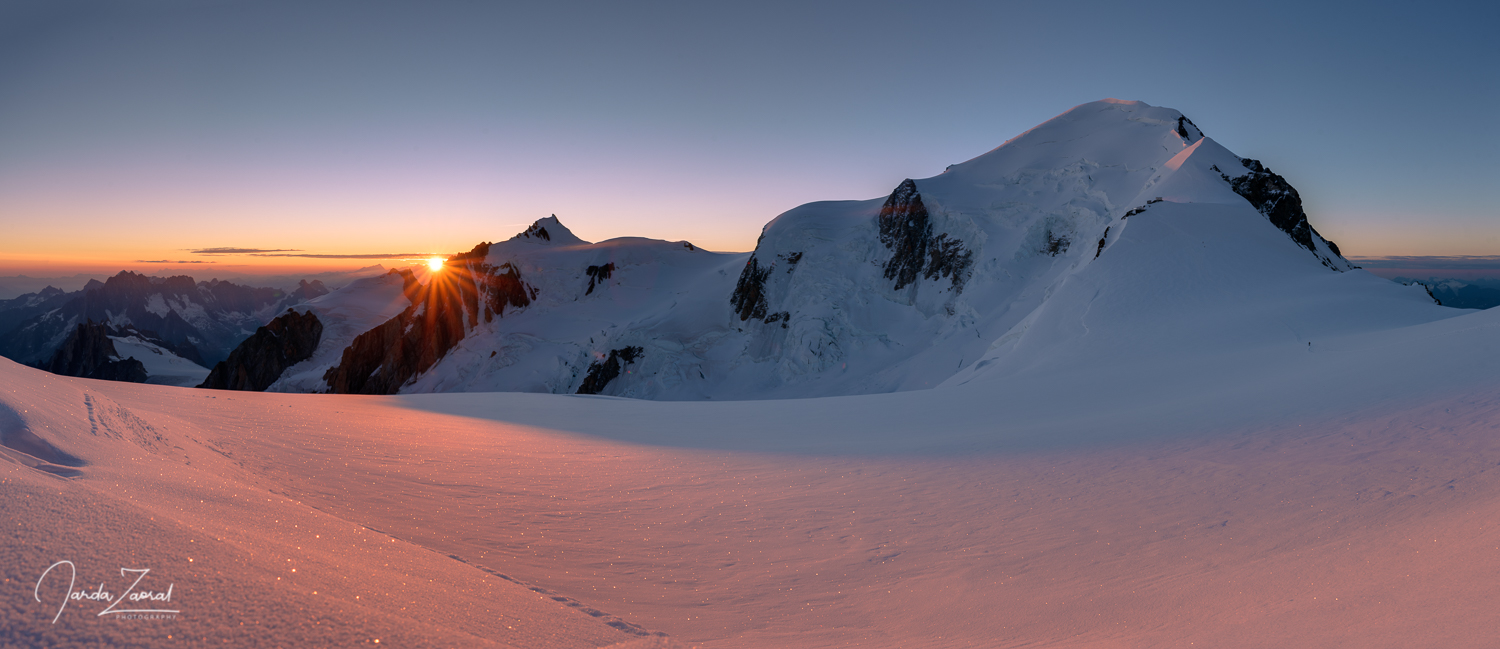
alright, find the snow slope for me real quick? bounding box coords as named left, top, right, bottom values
left=401, top=225, right=749, bottom=397
left=0, top=361, right=674, bottom=648
left=5, top=281, right=1500, bottom=647
left=108, top=333, right=211, bottom=387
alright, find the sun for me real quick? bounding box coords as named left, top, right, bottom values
left=426, top=257, right=445, bottom=272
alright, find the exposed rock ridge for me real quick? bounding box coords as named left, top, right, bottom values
left=40, top=321, right=147, bottom=383
left=198, top=310, right=323, bottom=391
left=878, top=179, right=932, bottom=290
left=323, top=243, right=536, bottom=394
left=729, top=255, right=771, bottom=321
left=576, top=346, right=643, bottom=395
left=1175, top=115, right=1204, bottom=141
left=585, top=263, right=615, bottom=296
left=1216, top=159, right=1347, bottom=267
left=877, top=179, right=973, bottom=291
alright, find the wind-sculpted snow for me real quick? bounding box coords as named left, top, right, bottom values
left=0, top=362, right=662, bottom=647
left=7, top=282, right=1500, bottom=646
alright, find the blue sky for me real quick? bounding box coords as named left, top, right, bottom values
left=0, top=0, right=1495, bottom=274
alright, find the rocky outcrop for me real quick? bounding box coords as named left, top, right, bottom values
left=1176, top=115, right=1203, bottom=141
left=878, top=179, right=933, bottom=290
left=585, top=263, right=615, bottom=295
left=1218, top=159, right=1345, bottom=262
left=198, top=310, right=323, bottom=391
left=576, top=346, right=643, bottom=395
left=40, top=321, right=147, bottom=383
left=877, top=179, right=973, bottom=291
left=730, top=255, right=771, bottom=321
left=323, top=244, right=536, bottom=394
left=522, top=222, right=551, bottom=241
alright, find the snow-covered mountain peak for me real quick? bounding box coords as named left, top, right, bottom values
left=505, top=215, right=589, bottom=247
left=208, top=99, right=1394, bottom=400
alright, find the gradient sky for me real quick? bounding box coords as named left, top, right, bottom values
left=1, top=0, right=1495, bottom=276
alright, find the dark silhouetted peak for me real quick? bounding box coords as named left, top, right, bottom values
left=452, top=242, right=491, bottom=262
left=199, top=310, right=323, bottom=391
left=291, top=279, right=330, bottom=302
left=42, top=320, right=147, bottom=383
left=37, top=286, right=63, bottom=298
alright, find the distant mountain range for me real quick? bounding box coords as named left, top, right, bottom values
left=0, top=272, right=336, bottom=385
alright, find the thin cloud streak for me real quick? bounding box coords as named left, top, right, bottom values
left=190, top=248, right=304, bottom=254
left=136, top=260, right=217, bottom=264
left=249, top=253, right=444, bottom=259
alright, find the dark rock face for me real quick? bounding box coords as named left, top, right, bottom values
left=576, top=346, right=643, bottom=395
left=1095, top=226, right=1111, bottom=259
left=199, top=310, right=323, bottom=391
left=1218, top=159, right=1331, bottom=255
left=877, top=179, right=972, bottom=291
left=925, top=235, right=972, bottom=287
left=730, top=255, right=771, bottom=321
left=324, top=246, right=536, bottom=394
left=1220, top=159, right=1314, bottom=252
left=1176, top=115, right=1204, bottom=141
left=878, top=179, right=933, bottom=290
left=520, top=221, right=552, bottom=241
left=41, top=321, right=147, bottom=383
left=585, top=263, right=615, bottom=296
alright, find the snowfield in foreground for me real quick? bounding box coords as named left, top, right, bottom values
left=4, top=286, right=1500, bottom=646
